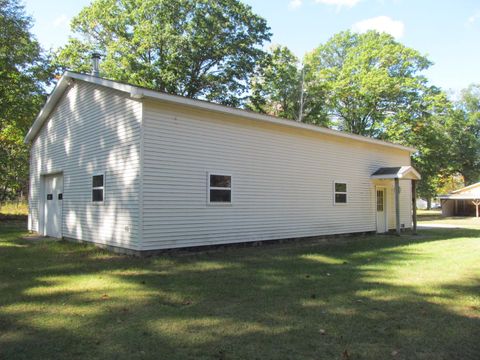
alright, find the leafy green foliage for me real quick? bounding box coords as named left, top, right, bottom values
left=54, top=0, right=271, bottom=106
left=449, top=85, right=480, bottom=185
left=0, top=0, right=52, bottom=200
left=248, top=45, right=329, bottom=125
left=303, top=30, right=432, bottom=137
left=248, top=45, right=301, bottom=120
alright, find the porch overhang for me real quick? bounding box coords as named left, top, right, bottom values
left=371, top=166, right=421, bottom=181
left=371, top=166, right=421, bottom=235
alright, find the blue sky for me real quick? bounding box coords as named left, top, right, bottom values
left=24, top=0, right=480, bottom=95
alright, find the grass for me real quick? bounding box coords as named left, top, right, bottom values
left=418, top=209, right=480, bottom=228
left=0, top=221, right=479, bottom=359
left=0, top=201, right=28, bottom=216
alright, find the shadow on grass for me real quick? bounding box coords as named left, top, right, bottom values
left=0, top=223, right=479, bottom=360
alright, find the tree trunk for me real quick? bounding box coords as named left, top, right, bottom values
left=426, top=198, right=432, bottom=210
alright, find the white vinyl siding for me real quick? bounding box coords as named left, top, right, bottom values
left=141, top=100, right=413, bottom=251
left=28, top=81, right=142, bottom=250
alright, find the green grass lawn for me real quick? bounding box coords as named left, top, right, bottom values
left=0, top=221, right=479, bottom=360
left=418, top=209, right=480, bottom=228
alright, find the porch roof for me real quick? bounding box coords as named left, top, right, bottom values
left=371, top=166, right=421, bottom=180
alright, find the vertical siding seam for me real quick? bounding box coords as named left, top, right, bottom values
left=138, top=100, right=145, bottom=251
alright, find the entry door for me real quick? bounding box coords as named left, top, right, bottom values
left=376, top=187, right=387, bottom=233
left=44, top=174, right=63, bottom=238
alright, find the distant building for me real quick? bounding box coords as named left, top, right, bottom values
left=439, top=183, right=480, bottom=217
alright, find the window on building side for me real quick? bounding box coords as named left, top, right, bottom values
left=208, top=173, right=232, bottom=203
left=92, top=174, right=104, bottom=202
left=334, top=182, right=347, bottom=204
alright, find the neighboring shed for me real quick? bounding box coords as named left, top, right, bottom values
left=25, top=71, right=421, bottom=254
left=439, top=182, right=480, bottom=217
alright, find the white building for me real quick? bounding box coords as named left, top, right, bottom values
left=25, top=71, right=421, bottom=253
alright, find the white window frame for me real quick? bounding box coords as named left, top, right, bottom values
left=333, top=181, right=348, bottom=205
left=207, top=172, right=232, bottom=205
left=92, top=172, right=105, bottom=204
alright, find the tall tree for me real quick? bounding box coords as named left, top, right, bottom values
left=448, top=84, right=480, bottom=185
left=303, top=30, right=432, bottom=137
left=0, top=0, right=52, bottom=201
left=248, top=45, right=301, bottom=120
left=248, top=45, right=329, bottom=125
left=54, top=0, right=271, bottom=106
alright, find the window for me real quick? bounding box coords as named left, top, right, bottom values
left=92, top=174, right=104, bottom=202
left=208, top=173, right=232, bottom=204
left=376, top=190, right=384, bottom=211
left=334, top=182, right=347, bottom=204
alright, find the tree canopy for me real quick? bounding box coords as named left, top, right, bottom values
left=0, top=0, right=52, bottom=201
left=55, top=0, right=271, bottom=106
left=303, top=30, right=432, bottom=137
left=248, top=45, right=328, bottom=125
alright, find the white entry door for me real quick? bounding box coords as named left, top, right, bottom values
left=376, top=187, right=387, bottom=233
left=44, top=173, right=63, bottom=238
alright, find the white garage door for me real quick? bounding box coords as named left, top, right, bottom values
left=44, top=173, right=63, bottom=238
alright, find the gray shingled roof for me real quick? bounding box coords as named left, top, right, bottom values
left=371, top=167, right=402, bottom=176
left=371, top=166, right=421, bottom=180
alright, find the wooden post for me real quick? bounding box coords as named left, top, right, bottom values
left=395, top=178, right=401, bottom=236
left=472, top=199, right=480, bottom=218
left=412, top=180, right=417, bottom=234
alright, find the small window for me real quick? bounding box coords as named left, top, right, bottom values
left=92, top=174, right=104, bottom=202
left=208, top=173, right=231, bottom=204
left=376, top=190, right=384, bottom=211
left=334, top=182, right=347, bottom=204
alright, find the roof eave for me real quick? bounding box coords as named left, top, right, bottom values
left=25, top=71, right=418, bottom=154
left=371, top=166, right=421, bottom=180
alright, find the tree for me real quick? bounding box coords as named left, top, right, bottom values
left=248, top=45, right=330, bottom=125
left=450, top=84, right=480, bottom=185
left=303, top=30, right=432, bottom=137
left=301, top=31, right=464, bottom=204
left=0, top=0, right=52, bottom=201
left=406, top=89, right=453, bottom=205
left=248, top=45, right=301, bottom=120
left=54, top=0, right=271, bottom=106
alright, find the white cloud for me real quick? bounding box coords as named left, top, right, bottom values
left=467, top=11, right=480, bottom=25
left=314, top=0, right=361, bottom=9
left=53, top=14, right=69, bottom=28
left=352, top=16, right=405, bottom=38
left=289, top=0, right=303, bottom=10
